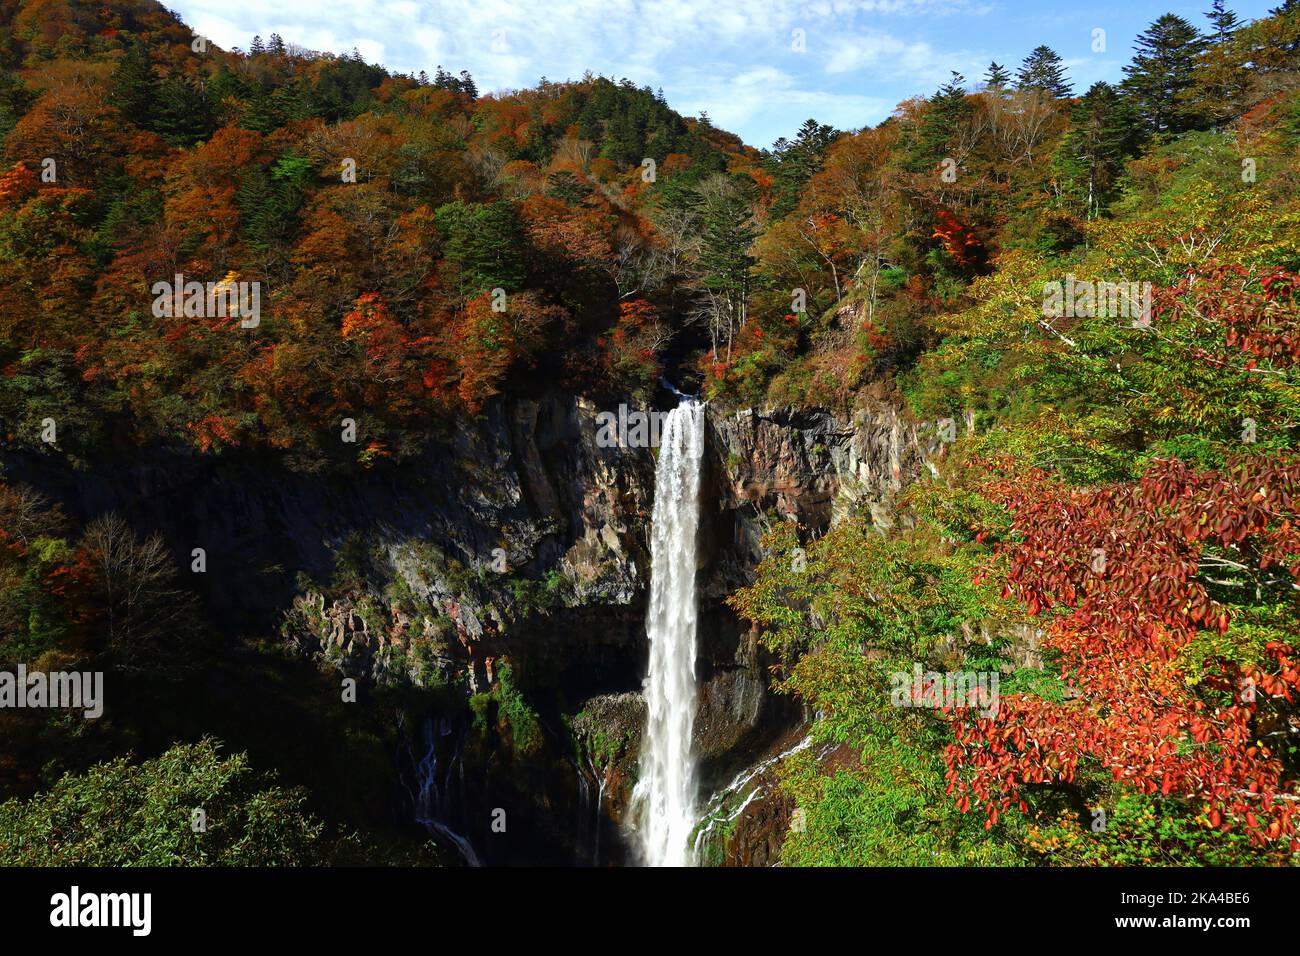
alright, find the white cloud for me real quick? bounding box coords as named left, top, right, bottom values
left=672, top=65, right=895, bottom=143
left=823, top=31, right=938, bottom=75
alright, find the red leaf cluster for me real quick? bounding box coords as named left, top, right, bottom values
left=1151, top=263, right=1300, bottom=369
left=947, top=455, right=1300, bottom=846
left=932, top=208, right=982, bottom=268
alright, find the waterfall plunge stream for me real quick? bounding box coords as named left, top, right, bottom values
left=632, top=399, right=705, bottom=866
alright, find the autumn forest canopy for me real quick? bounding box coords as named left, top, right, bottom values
left=2, top=0, right=1300, bottom=868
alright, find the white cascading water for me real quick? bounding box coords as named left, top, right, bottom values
left=412, top=716, right=480, bottom=866
left=632, top=399, right=705, bottom=866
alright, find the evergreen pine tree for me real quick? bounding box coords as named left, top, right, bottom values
left=240, top=155, right=310, bottom=250
left=984, top=61, right=1012, bottom=90
left=696, top=176, right=759, bottom=357
left=545, top=170, right=592, bottom=206
left=768, top=118, right=838, bottom=219
left=1207, top=1, right=1242, bottom=41
left=602, top=107, right=642, bottom=166
left=209, top=66, right=248, bottom=102
left=0, top=70, right=34, bottom=139
left=434, top=200, right=527, bottom=294
left=238, top=85, right=281, bottom=134
left=1267, top=0, right=1300, bottom=54
left=250, top=35, right=265, bottom=56
left=1055, top=82, right=1141, bottom=219
left=151, top=75, right=216, bottom=146
left=109, top=42, right=157, bottom=127
left=272, top=79, right=314, bottom=124
left=1016, top=46, right=1072, bottom=97
left=909, top=72, right=973, bottom=171
left=1122, top=14, right=1209, bottom=134
left=458, top=71, right=478, bottom=98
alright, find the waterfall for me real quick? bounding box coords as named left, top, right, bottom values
left=632, top=399, right=705, bottom=866
left=411, top=715, right=481, bottom=867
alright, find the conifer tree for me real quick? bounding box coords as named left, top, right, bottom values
left=151, top=75, right=216, bottom=146
left=109, top=42, right=157, bottom=127
left=1207, top=0, right=1242, bottom=41
left=984, top=61, right=1012, bottom=90
left=1267, top=0, right=1300, bottom=54
left=273, top=80, right=314, bottom=123
left=237, top=85, right=280, bottom=134
left=769, top=118, right=838, bottom=219
left=1054, top=82, right=1140, bottom=219
left=209, top=65, right=248, bottom=103
left=1016, top=46, right=1072, bottom=97
left=696, top=175, right=759, bottom=357
left=0, top=70, right=33, bottom=139
left=909, top=72, right=973, bottom=171
left=240, top=155, right=311, bottom=250
left=434, top=200, right=527, bottom=295
left=1122, top=14, right=1209, bottom=133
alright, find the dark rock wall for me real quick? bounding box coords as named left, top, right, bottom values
left=0, top=390, right=932, bottom=864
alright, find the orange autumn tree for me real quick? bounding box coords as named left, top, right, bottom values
left=453, top=289, right=569, bottom=413
left=601, top=298, right=668, bottom=401
left=342, top=292, right=409, bottom=382
left=0, top=161, right=37, bottom=204
left=947, top=454, right=1300, bottom=848
left=932, top=208, right=983, bottom=269
left=338, top=291, right=450, bottom=425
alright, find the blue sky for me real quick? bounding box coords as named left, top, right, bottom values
left=167, top=0, right=1281, bottom=149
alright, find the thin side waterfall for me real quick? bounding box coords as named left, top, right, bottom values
left=411, top=716, right=481, bottom=867
left=632, top=398, right=705, bottom=867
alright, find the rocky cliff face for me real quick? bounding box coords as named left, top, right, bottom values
left=703, top=399, right=932, bottom=593
left=0, top=389, right=933, bottom=864
left=687, top=400, right=934, bottom=837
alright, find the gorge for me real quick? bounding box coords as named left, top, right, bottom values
left=3, top=0, right=1299, bottom=877
left=0, top=386, right=932, bottom=865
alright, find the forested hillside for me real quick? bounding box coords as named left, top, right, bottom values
left=730, top=5, right=1300, bottom=864
left=0, top=0, right=763, bottom=466
left=1, top=0, right=1299, bottom=866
